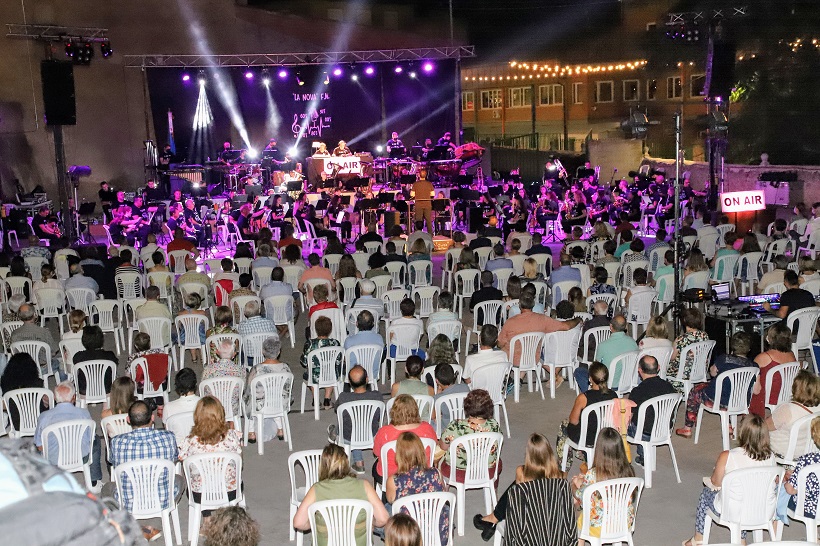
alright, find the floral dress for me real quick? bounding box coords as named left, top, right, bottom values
left=440, top=418, right=501, bottom=469
left=394, top=466, right=449, bottom=545
left=202, top=359, right=245, bottom=414
left=178, top=429, right=243, bottom=493
left=589, top=283, right=616, bottom=295
left=300, top=337, right=342, bottom=383
left=575, top=468, right=635, bottom=537
left=205, top=325, right=238, bottom=364
left=666, top=329, right=710, bottom=393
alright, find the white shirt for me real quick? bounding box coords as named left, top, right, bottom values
left=638, top=337, right=673, bottom=350
left=463, top=348, right=509, bottom=380
left=163, top=394, right=201, bottom=442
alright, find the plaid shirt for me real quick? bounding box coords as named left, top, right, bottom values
left=20, top=246, right=52, bottom=261
left=109, top=427, right=178, bottom=511
left=237, top=315, right=277, bottom=337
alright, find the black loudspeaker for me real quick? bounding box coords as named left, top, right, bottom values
left=468, top=207, right=484, bottom=234
left=709, top=41, right=736, bottom=100
left=40, top=60, right=76, bottom=126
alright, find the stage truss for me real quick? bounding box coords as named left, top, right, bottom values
left=122, top=46, right=475, bottom=69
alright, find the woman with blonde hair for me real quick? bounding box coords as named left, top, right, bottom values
left=101, top=377, right=137, bottom=436
left=408, top=238, right=431, bottom=262
left=767, top=370, right=820, bottom=457
left=179, top=396, right=244, bottom=510
left=374, top=397, right=437, bottom=485
left=683, top=415, right=775, bottom=546
left=294, top=444, right=390, bottom=546
left=33, top=263, right=63, bottom=293
left=455, top=247, right=477, bottom=272
left=522, top=257, right=544, bottom=282
left=384, top=514, right=422, bottom=546
left=385, top=432, right=447, bottom=544
left=567, top=286, right=586, bottom=313
left=63, top=309, right=87, bottom=340
left=590, top=221, right=610, bottom=242
left=638, top=316, right=672, bottom=349
left=426, top=333, right=458, bottom=369
left=336, top=254, right=362, bottom=281
left=474, top=433, right=573, bottom=542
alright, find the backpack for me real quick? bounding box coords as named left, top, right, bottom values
left=0, top=439, right=146, bottom=546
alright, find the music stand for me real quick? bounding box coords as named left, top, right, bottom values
left=343, top=177, right=369, bottom=192
left=393, top=200, right=410, bottom=231
left=389, top=146, right=406, bottom=159
left=286, top=181, right=303, bottom=192
left=78, top=202, right=96, bottom=243
left=432, top=198, right=450, bottom=236
left=399, top=175, right=416, bottom=186
left=454, top=175, right=473, bottom=187
left=460, top=189, right=481, bottom=202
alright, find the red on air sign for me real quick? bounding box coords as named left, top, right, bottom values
left=721, top=190, right=765, bottom=213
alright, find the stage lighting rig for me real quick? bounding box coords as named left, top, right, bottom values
left=100, top=40, right=113, bottom=58
left=620, top=108, right=656, bottom=139
left=261, top=68, right=270, bottom=86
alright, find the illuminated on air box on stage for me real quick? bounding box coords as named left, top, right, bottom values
left=720, top=190, right=766, bottom=213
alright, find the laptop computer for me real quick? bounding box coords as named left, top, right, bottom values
left=737, top=293, right=781, bottom=313
left=711, top=282, right=732, bottom=304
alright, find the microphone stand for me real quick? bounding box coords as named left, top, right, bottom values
left=672, top=111, right=684, bottom=338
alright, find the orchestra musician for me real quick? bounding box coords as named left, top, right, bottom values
left=98, top=181, right=116, bottom=222
left=31, top=205, right=61, bottom=243
left=143, top=179, right=166, bottom=202
left=386, top=132, right=404, bottom=156
left=219, top=141, right=234, bottom=164
left=561, top=190, right=588, bottom=233
left=183, top=198, right=207, bottom=246
left=128, top=195, right=153, bottom=247
left=332, top=140, right=352, bottom=157
left=436, top=131, right=456, bottom=151
left=412, top=176, right=435, bottom=234
left=264, top=138, right=281, bottom=157
left=158, top=144, right=175, bottom=194
left=421, top=138, right=434, bottom=159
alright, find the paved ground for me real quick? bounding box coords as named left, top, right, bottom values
left=24, top=242, right=814, bottom=545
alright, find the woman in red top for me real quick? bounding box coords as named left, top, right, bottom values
left=373, top=394, right=437, bottom=485
left=750, top=323, right=797, bottom=417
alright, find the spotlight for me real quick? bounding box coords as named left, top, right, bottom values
left=244, top=70, right=254, bottom=80
left=332, top=67, right=342, bottom=77
left=288, top=147, right=298, bottom=155
left=76, top=42, right=94, bottom=65
left=247, top=148, right=259, bottom=159
left=394, top=66, right=403, bottom=74
left=409, top=71, right=417, bottom=79
left=323, top=73, right=330, bottom=85
left=100, top=41, right=113, bottom=58
left=64, top=40, right=74, bottom=58
left=261, top=68, right=270, bottom=86
left=376, top=145, right=384, bottom=153
left=278, top=69, right=288, bottom=79
left=182, top=73, right=191, bottom=82
left=262, top=77, right=271, bottom=86
left=364, top=66, right=375, bottom=76
left=197, top=70, right=206, bottom=86
left=422, top=62, right=434, bottom=73
left=351, top=74, right=359, bottom=81
left=297, top=74, right=304, bottom=86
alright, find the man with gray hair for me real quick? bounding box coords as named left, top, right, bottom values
left=135, top=285, right=172, bottom=345
left=252, top=243, right=279, bottom=270
left=237, top=299, right=277, bottom=338
left=11, top=303, right=64, bottom=380
left=176, top=257, right=210, bottom=293
left=343, top=310, right=384, bottom=377
left=34, top=381, right=102, bottom=492
left=64, top=263, right=99, bottom=293
left=348, top=279, right=383, bottom=321
left=245, top=334, right=290, bottom=443
left=573, top=314, right=638, bottom=393
left=583, top=300, right=611, bottom=334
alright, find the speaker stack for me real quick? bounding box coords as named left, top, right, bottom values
left=40, top=60, right=76, bottom=126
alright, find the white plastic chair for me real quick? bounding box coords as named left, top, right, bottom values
left=183, top=452, right=245, bottom=546
left=175, top=314, right=208, bottom=368
left=115, top=272, right=144, bottom=301
left=694, top=367, right=760, bottom=451
left=101, top=413, right=131, bottom=458
left=3, top=388, right=54, bottom=438
left=626, top=290, right=657, bottom=339
left=626, top=393, right=682, bottom=488
left=509, top=332, right=545, bottom=402
left=581, top=326, right=612, bottom=366
left=444, top=431, right=504, bottom=536
left=245, top=371, right=294, bottom=453
left=89, top=299, right=126, bottom=354
left=635, top=346, right=673, bottom=389
left=231, top=295, right=261, bottom=324
left=551, top=280, right=581, bottom=308
left=454, top=269, right=480, bottom=317
left=408, top=260, right=433, bottom=289
left=386, top=324, right=422, bottom=386
left=668, top=340, right=717, bottom=400
left=309, top=307, right=347, bottom=344
left=578, top=477, right=645, bottom=546
left=370, top=275, right=392, bottom=299
left=765, top=362, right=802, bottom=413
left=199, top=377, right=244, bottom=432
left=434, top=391, right=468, bottom=437
left=303, top=278, right=333, bottom=308
left=337, top=276, right=358, bottom=310
left=66, top=287, right=96, bottom=313
left=427, top=320, right=462, bottom=363
left=35, top=288, right=66, bottom=335
left=385, top=261, right=407, bottom=289
left=787, top=308, right=820, bottom=370
left=471, top=362, right=513, bottom=438
left=74, top=359, right=115, bottom=408
left=288, top=449, right=323, bottom=545
left=163, top=411, right=194, bottom=446
left=543, top=327, right=582, bottom=398
left=711, top=254, right=740, bottom=284
left=608, top=350, right=642, bottom=395
left=561, top=399, right=617, bottom=472
left=146, top=272, right=175, bottom=311
left=129, top=356, right=171, bottom=406
left=112, top=459, right=182, bottom=546
left=265, top=295, right=296, bottom=348
left=308, top=499, right=373, bottom=546
left=412, top=286, right=439, bottom=319
left=344, top=344, right=383, bottom=391
left=41, top=418, right=96, bottom=490
left=392, top=492, right=456, bottom=546
left=5, top=276, right=32, bottom=302
left=168, top=250, right=192, bottom=275
left=0, top=320, right=23, bottom=354
left=702, top=466, right=783, bottom=545
left=11, top=340, right=53, bottom=387
left=788, top=463, right=820, bottom=542
left=587, top=293, right=616, bottom=314
left=532, top=253, right=552, bottom=278
left=300, top=346, right=344, bottom=420
left=334, top=399, right=385, bottom=461
left=382, top=288, right=409, bottom=326
left=135, top=317, right=175, bottom=367
left=734, top=252, right=764, bottom=296
left=466, top=300, right=503, bottom=348
left=475, top=247, right=493, bottom=270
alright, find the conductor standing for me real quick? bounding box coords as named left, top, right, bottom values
left=413, top=177, right=434, bottom=234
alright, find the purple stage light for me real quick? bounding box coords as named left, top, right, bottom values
left=182, top=73, right=191, bottom=82
left=278, top=69, right=288, bottom=79
left=364, top=66, right=375, bottom=75
left=333, top=67, right=343, bottom=77
left=394, top=66, right=403, bottom=74
left=244, top=71, right=254, bottom=79
left=423, top=62, right=434, bottom=73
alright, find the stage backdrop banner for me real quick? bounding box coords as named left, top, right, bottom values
left=146, top=62, right=457, bottom=165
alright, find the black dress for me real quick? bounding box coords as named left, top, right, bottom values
left=566, top=389, right=618, bottom=447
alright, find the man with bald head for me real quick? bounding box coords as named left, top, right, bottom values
left=573, top=314, right=638, bottom=393
left=328, top=365, right=382, bottom=473
left=176, top=258, right=209, bottom=291
left=583, top=300, right=611, bottom=333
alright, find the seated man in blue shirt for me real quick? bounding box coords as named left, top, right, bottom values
left=343, top=310, right=385, bottom=379
left=548, top=253, right=582, bottom=287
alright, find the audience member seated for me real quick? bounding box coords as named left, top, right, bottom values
left=525, top=232, right=552, bottom=256
left=73, top=325, right=116, bottom=397
left=682, top=415, right=775, bottom=546
left=778, top=416, right=820, bottom=528
left=485, top=244, right=513, bottom=273
left=293, top=443, right=390, bottom=538
left=129, top=332, right=171, bottom=407
left=349, top=279, right=383, bottom=319
left=594, top=240, right=619, bottom=267
left=558, top=362, right=617, bottom=468
left=463, top=325, right=508, bottom=385
left=237, top=300, right=278, bottom=340
left=549, top=254, right=582, bottom=287
left=63, top=309, right=87, bottom=341
left=469, top=271, right=503, bottom=315
left=567, top=286, right=586, bottom=313
left=767, top=370, right=820, bottom=458
left=624, top=268, right=652, bottom=307
left=392, top=355, right=435, bottom=400
left=206, top=305, right=238, bottom=364
left=365, top=252, right=390, bottom=279
left=498, top=291, right=578, bottom=368
left=425, top=334, right=458, bottom=372
left=65, top=263, right=99, bottom=293
left=163, top=368, right=201, bottom=431
left=328, top=365, right=382, bottom=474
left=666, top=308, right=710, bottom=393
left=438, top=389, right=501, bottom=482
left=383, top=241, right=407, bottom=265
left=344, top=310, right=384, bottom=376
left=202, top=506, right=261, bottom=546
left=587, top=266, right=615, bottom=297
left=638, top=316, right=672, bottom=349
left=202, top=338, right=245, bottom=415
left=245, top=336, right=291, bottom=443
left=750, top=323, right=798, bottom=418
left=759, top=254, right=789, bottom=291
left=252, top=243, right=279, bottom=270
left=763, top=269, right=816, bottom=320
left=101, top=376, right=136, bottom=436
left=301, top=316, right=342, bottom=409
left=676, top=332, right=755, bottom=438
left=373, top=394, right=437, bottom=485
left=299, top=253, right=336, bottom=297
left=11, top=303, right=64, bottom=382
left=431, top=363, right=470, bottom=430
left=473, top=433, right=574, bottom=543
left=575, top=314, right=637, bottom=393
left=427, top=291, right=458, bottom=327
left=34, top=381, right=103, bottom=492
left=626, top=355, right=676, bottom=464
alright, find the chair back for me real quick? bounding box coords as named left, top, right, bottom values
left=543, top=328, right=582, bottom=368
left=387, top=324, right=422, bottom=360
left=370, top=275, right=392, bottom=299
left=10, top=339, right=52, bottom=382
left=579, top=477, right=644, bottom=542
left=241, top=332, right=270, bottom=367
left=683, top=271, right=710, bottom=291
left=391, top=492, right=456, bottom=546
left=113, top=459, right=176, bottom=515
left=308, top=499, right=373, bottom=546
left=434, top=392, right=468, bottom=436
left=183, top=452, right=244, bottom=509
left=765, top=362, right=802, bottom=412
left=234, top=257, right=252, bottom=275
left=494, top=268, right=515, bottom=296
left=454, top=269, right=480, bottom=297
left=231, top=295, right=261, bottom=324
left=654, top=274, right=675, bottom=303
left=351, top=253, right=369, bottom=276
left=288, top=449, right=323, bottom=506
left=530, top=280, right=549, bottom=308
left=412, top=286, right=440, bottom=319
left=582, top=326, right=612, bottom=363
left=385, top=394, right=435, bottom=424
left=5, top=277, right=32, bottom=301
left=66, top=287, right=96, bottom=312
left=146, top=271, right=174, bottom=300
left=115, top=272, right=143, bottom=300
left=265, top=295, right=295, bottom=324
left=571, top=264, right=592, bottom=293
left=475, top=247, right=493, bottom=270
left=647, top=246, right=668, bottom=272
left=249, top=372, right=294, bottom=418
left=310, top=307, right=347, bottom=343
left=89, top=299, right=123, bottom=331
left=42, top=418, right=96, bottom=472
left=344, top=344, right=383, bottom=385
left=2, top=388, right=54, bottom=437
left=199, top=377, right=244, bottom=420
left=304, top=278, right=332, bottom=307
left=382, top=288, right=410, bottom=322
left=307, top=346, right=344, bottom=389
left=633, top=393, right=681, bottom=443
left=164, top=411, right=195, bottom=444
left=385, top=262, right=406, bottom=287
left=0, top=321, right=23, bottom=353
left=551, top=280, right=580, bottom=307
left=716, top=466, right=783, bottom=529
left=711, top=367, right=760, bottom=414
left=531, top=254, right=552, bottom=277
left=509, top=332, right=544, bottom=372
left=674, top=340, right=717, bottom=384
left=323, top=254, right=342, bottom=277
left=168, top=250, right=191, bottom=275
left=472, top=300, right=503, bottom=331
left=334, top=277, right=356, bottom=308
left=205, top=333, right=241, bottom=366
left=787, top=308, right=820, bottom=352
left=137, top=317, right=172, bottom=349
left=447, top=431, right=503, bottom=487
left=578, top=400, right=618, bottom=451
left=627, top=290, right=657, bottom=323
left=408, top=260, right=433, bottom=288
left=337, top=400, right=385, bottom=451
left=74, top=359, right=115, bottom=406
left=34, top=288, right=65, bottom=316
left=101, top=413, right=131, bottom=450
left=129, top=357, right=171, bottom=400
left=698, top=232, right=720, bottom=259
left=587, top=293, right=616, bottom=313
left=427, top=320, right=462, bottom=354
left=608, top=350, right=641, bottom=394
left=471, top=362, right=513, bottom=417
left=636, top=346, right=673, bottom=386
left=711, top=254, right=740, bottom=283
left=509, top=254, right=527, bottom=276
left=734, top=252, right=764, bottom=282
left=175, top=314, right=208, bottom=349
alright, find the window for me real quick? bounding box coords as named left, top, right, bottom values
left=667, top=76, right=682, bottom=99
left=538, top=84, right=563, bottom=106
left=507, top=86, right=532, bottom=108
left=690, top=74, right=706, bottom=97
left=480, top=89, right=502, bottom=109
left=623, top=80, right=640, bottom=101
left=594, top=81, right=614, bottom=103
left=647, top=79, right=658, bottom=100
left=573, top=82, right=583, bottom=104
left=461, top=91, right=474, bottom=111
